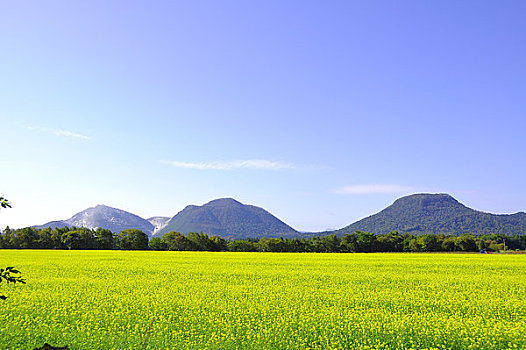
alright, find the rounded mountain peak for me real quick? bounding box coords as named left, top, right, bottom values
left=205, top=198, right=243, bottom=207
left=91, top=204, right=124, bottom=213
left=392, top=193, right=462, bottom=209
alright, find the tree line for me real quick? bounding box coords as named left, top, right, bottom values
left=1, top=226, right=525, bottom=252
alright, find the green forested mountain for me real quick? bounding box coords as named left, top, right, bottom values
left=155, top=198, right=298, bottom=239
left=334, top=193, right=526, bottom=236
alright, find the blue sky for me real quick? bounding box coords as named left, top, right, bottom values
left=1, top=1, right=525, bottom=231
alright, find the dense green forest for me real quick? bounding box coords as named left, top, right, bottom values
left=1, top=226, right=525, bottom=252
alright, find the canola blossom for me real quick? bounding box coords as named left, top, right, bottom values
left=0, top=250, right=525, bottom=349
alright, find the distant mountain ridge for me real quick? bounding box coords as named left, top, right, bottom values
left=31, top=194, right=526, bottom=238
left=155, top=198, right=298, bottom=239
left=334, top=193, right=526, bottom=236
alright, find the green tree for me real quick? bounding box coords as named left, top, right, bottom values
left=401, top=233, right=415, bottom=252
left=308, top=234, right=340, bottom=253
left=283, top=238, right=306, bottom=252
left=227, top=239, right=258, bottom=252
left=61, top=230, right=82, bottom=250
left=0, top=226, right=15, bottom=248
left=455, top=234, right=478, bottom=252
left=15, top=227, right=39, bottom=249
left=118, top=229, right=149, bottom=250
left=78, top=227, right=97, bottom=249
left=209, top=235, right=228, bottom=251
left=187, top=232, right=214, bottom=251
left=95, top=228, right=116, bottom=250
left=52, top=227, right=70, bottom=249
left=257, top=237, right=286, bottom=252
left=36, top=228, right=54, bottom=249
left=162, top=231, right=189, bottom=251
left=477, top=238, right=487, bottom=251
left=340, top=233, right=358, bottom=252
left=417, top=234, right=441, bottom=252
left=408, top=238, right=419, bottom=252
left=441, top=236, right=456, bottom=251
left=376, top=232, right=404, bottom=252
left=148, top=237, right=167, bottom=250
left=323, top=234, right=341, bottom=252
left=355, top=231, right=377, bottom=252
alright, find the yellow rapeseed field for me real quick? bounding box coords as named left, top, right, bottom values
left=0, top=250, right=525, bottom=349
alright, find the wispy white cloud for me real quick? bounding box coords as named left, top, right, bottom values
left=53, top=128, right=91, bottom=140
left=165, top=159, right=295, bottom=171
left=333, top=184, right=413, bottom=194
left=26, top=126, right=91, bottom=140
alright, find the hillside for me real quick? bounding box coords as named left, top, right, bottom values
left=155, top=198, right=298, bottom=239
left=147, top=216, right=170, bottom=235
left=34, top=205, right=155, bottom=236
left=334, top=193, right=526, bottom=236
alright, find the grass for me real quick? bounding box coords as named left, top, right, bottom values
left=1, top=250, right=525, bottom=349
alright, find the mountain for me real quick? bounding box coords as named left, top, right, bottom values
left=155, top=198, right=298, bottom=239
left=334, top=193, right=526, bottom=236
left=147, top=216, right=170, bottom=235
left=31, top=194, right=526, bottom=239
left=34, top=205, right=155, bottom=236
left=33, top=220, right=70, bottom=230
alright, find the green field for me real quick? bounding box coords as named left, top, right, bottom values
left=1, top=251, right=525, bottom=349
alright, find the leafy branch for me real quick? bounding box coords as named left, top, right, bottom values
left=0, top=196, right=11, bottom=209
left=0, top=267, right=26, bottom=300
